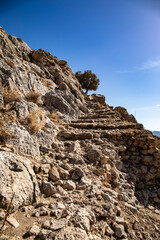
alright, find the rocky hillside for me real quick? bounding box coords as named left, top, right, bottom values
left=0, top=27, right=160, bottom=240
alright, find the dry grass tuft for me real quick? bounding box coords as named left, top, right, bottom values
left=48, top=111, right=59, bottom=122
left=0, top=112, right=16, bottom=144
left=42, top=79, right=54, bottom=87
left=17, top=37, right=23, bottom=43
left=3, top=88, right=22, bottom=104
left=0, top=127, right=12, bottom=145
left=26, top=91, right=41, bottom=104
left=26, top=108, right=45, bottom=133
left=58, top=60, right=67, bottom=67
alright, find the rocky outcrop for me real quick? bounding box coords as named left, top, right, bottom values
left=0, top=28, right=160, bottom=240
left=0, top=27, right=84, bottom=120
left=0, top=151, right=40, bottom=210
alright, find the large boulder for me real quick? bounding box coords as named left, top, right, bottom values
left=43, top=90, right=82, bottom=118
left=0, top=151, right=40, bottom=210
left=87, top=94, right=106, bottom=105
left=7, top=123, right=40, bottom=157
left=0, top=26, right=30, bottom=60
left=114, top=106, right=137, bottom=123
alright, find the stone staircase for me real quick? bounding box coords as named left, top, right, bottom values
left=58, top=94, right=160, bottom=208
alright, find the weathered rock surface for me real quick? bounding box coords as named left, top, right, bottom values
left=7, top=123, right=40, bottom=157
left=0, top=151, right=40, bottom=210
left=55, top=226, right=89, bottom=240
left=0, top=27, right=84, bottom=120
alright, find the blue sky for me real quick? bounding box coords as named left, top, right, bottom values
left=0, top=0, right=160, bottom=131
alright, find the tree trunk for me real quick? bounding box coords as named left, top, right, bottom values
left=85, top=89, right=89, bottom=95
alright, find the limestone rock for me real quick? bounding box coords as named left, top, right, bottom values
left=87, top=148, right=101, bottom=162
left=43, top=90, right=81, bottom=118
left=71, top=208, right=96, bottom=232
left=28, top=224, right=41, bottom=236
left=38, top=229, right=52, bottom=240
left=57, top=185, right=68, bottom=195
left=55, top=226, right=89, bottom=240
left=124, top=202, right=137, bottom=214
left=70, top=167, right=84, bottom=180
left=50, top=218, right=67, bottom=231
left=42, top=218, right=67, bottom=231
left=67, top=141, right=81, bottom=153
left=7, top=123, right=40, bottom=157
left=41, top=181, right=56, bottom=196
left=87, top=94, right=106, bottom=105
left=34, top=120, right=58, bottom=149
left=49, top=166, right=60, bottom=182
left=0, top=151, right=40, bottom=210
left=7, top=215, right=19, bottom=228
left=113, top=223, right=127, bottom=238
left=115, top=106, right=137, bottom=123
left=62, top=180, right=76, bottom=190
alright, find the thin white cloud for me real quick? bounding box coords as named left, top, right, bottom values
left=116, top=69, right=132, bottom=73
left=156, top=104, right=160, bottom=107
left=117, top=57, right=160, bottom=73
left=139, top=59, right=160, bottom=70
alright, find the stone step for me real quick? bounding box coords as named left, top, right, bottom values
left=69, top=122, right=142, bottom=130
left=71, top=118, right=122, bottom=124
left=93, top=108, right=113, bottom=113
left=58, top=128, right=142, bottom=141
left=79, top=112, right=118, bottom=119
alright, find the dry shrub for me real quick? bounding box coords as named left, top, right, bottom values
left=27, top=108, right=45, bottom=133
left=42, top=79, right=54, bottom=87
left=17, top=37, right=23, bottom=43
left=58, top=60, right=67, bottom=67
left=42, top=81, right=48, bottom=87
left=0, top=113, right=15, bottom=144
left=48, top=111, right=59, bottom=122
left=26, top=91, right=41, bottom=104
left=3, top=88, right=22, bottom=104
left=0, top=126, right=11, bottom=145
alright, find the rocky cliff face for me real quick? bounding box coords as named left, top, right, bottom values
left=0, top=28, right=160, bottom=240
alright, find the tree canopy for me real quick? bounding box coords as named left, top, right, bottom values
left=75, top=70, right=100, bottom=94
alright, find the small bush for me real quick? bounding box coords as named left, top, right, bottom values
left=27, top=108, right=45, bottom=133
left=48, top=111, right=59, bottom=121
left=26, top=91, right=41, bottom=104
left=75, top=70, right=100, bottom=94
left=3, top=88, right=22, bottom=104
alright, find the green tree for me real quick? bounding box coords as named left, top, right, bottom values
left=75, top=70, right=100, bottom=95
